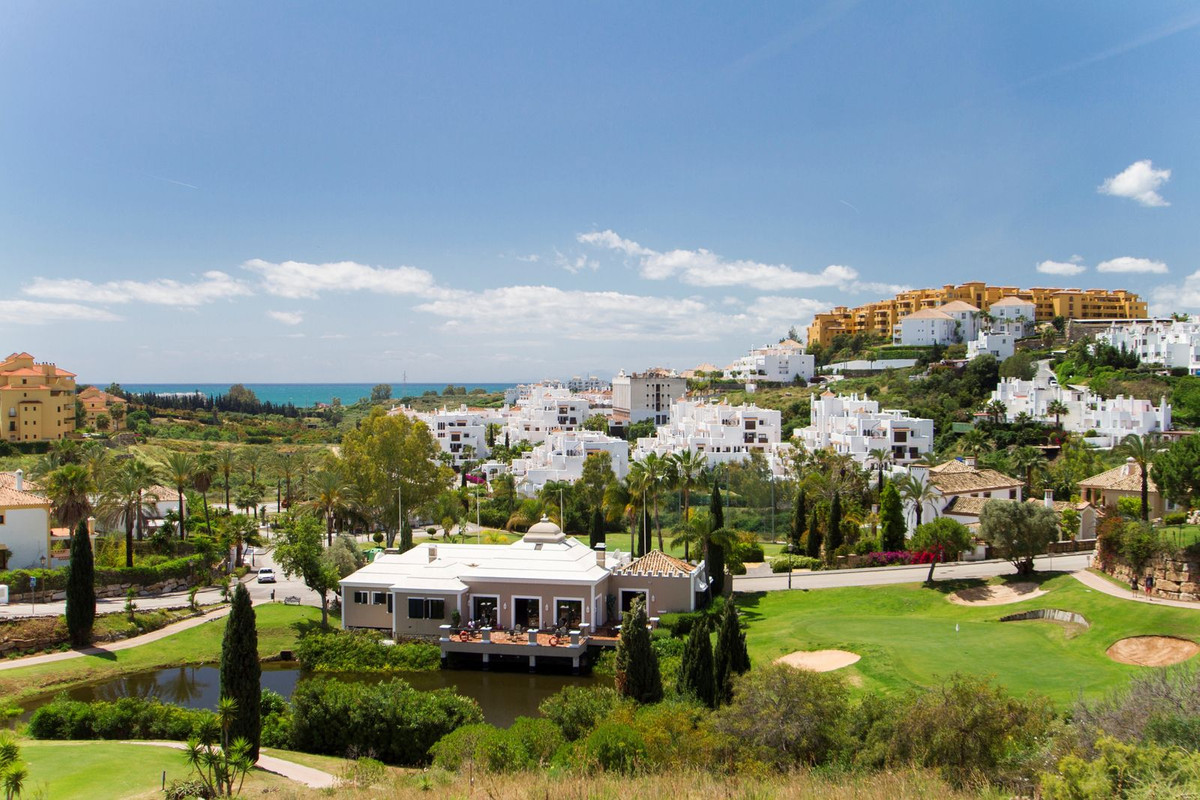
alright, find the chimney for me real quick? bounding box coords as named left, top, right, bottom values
left=1123, top=456, right=1136, bottom=476
left=1043, top=489, right=1054, bottom=509
left=87, top=516, right=96, bottom=536
left=963, top=456, right=976, bottom=468
left=428, top=545, right=438, bottom=564
left=595, top=543, right=607, bottom=569
left=14, top=469, right=22, bottom=492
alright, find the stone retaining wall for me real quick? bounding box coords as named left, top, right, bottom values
left=1102, top=552, right=1200, bottom=602
left=7, top=579, right=195, bottom=605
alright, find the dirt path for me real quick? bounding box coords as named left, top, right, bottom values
left=1072, top=570, right=1200, bottom=610
left=123, top=740, right=338, bottom=789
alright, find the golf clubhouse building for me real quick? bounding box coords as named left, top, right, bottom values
left=340, top=517, right=710, bottom=650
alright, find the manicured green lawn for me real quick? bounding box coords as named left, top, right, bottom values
left=738, top=574, right=1200, bottom=706
left=20, top=740, right=292, bottom=799
left=0, top=604, right=322, bottom=705
left=1156, top=524, right=1200, bottom=549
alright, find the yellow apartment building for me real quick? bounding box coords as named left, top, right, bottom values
left=1, top=352, right=77, bottom=442
left=806, top=283, right=1147, bottom=346
left=78, top=386, right=127, bottom=430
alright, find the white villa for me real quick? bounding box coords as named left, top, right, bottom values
left=724, top=340, right=815, bottom=384
left=796, top=392, right=933, bottom=466
left=505, top=384, right=591, bottom=444
left=392, top=404, right=501, bottom=468
left=1099, top=319, right=1200, bottom=375
left=633, top=399, right=781, bottom=464
left=894, top=308, right=958, bottom=346
left=0, top=470, right=52, bottom=571
left=967, top=296, right=1036, bottom=361
left=989, top=361, right=1170, bottom=448
left=510, top=430, right=630, bottom=496
left=904, top=459, right=1024, bottom=533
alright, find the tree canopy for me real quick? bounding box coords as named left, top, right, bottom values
left=978, top=500, right=1058, bottom=575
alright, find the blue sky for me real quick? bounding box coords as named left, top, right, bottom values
left=2, top=1, right=1198, bottom=383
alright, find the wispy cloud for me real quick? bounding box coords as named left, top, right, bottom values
left=726, top=0, right=860, bottom=75
left=578, top=230, right=857, bottom=291
left=1096, top=256, right=1168, bottom=274
left=0, top=300, right=122, bottom=324
left=24, top=271, right=251, bottom=306
left=267, top=310, right=304, bottom=325
left=244, top=259, right=438, bottom=299
left=1037, top=258, right=1088, bottom=276
left=1151, top=272, right=1200, bottom=315
left=1098, top=160, right=1172, bottom=207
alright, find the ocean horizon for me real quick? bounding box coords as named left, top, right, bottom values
left=109, top=382, right=517, bottom=408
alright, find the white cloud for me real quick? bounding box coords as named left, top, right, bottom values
left=578, top=230, right=857, bottom=290
left=244, top=259, right=438, bottom=299
left=24, top=270, right=251, bottom=306
left=744, top=296, right=829, bottom=323
left=554, top=250, right=599, bottom=274
left=267, top=310, right=304, bottom=325
left=0, top=300, right=122, bottom=324
left=850, top=280, right=912, bottom=295
left=1151, top=272, right=1200, bottom=315
left=1098, top=160, right=1172, bottom=207
left=1037, top=259, right=1088, bottom=276
left=1096, top=256, right=1168, bottom=274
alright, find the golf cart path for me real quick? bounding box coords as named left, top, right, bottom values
left=123, top=740, right=338, bottom=789
left=1072, top=569, right=1200, bottom=610
left=0, top=603, right=235, bottom=671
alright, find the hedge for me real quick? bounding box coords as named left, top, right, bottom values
left=295, top=630, right=441, bottom=672
left=29, top=696, right=215, bottom=741
left=0, top=554, right=212, bottom=594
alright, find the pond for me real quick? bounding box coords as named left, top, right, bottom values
left=22, top=664, right=598, bottom=728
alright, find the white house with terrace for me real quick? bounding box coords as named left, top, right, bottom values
left=988, top=361, right=1170, bottom=448
left=391, top=404, right=501, bottom=468
left=504, top=384, right=591, bottom=444
left=796, top=392, right=934, bottom=466
left=967, top=296, right=1037, bottom=361
left=723, top=340, right=815, bottom=384
left=510, top=430, right=630, bottom=496
left=633, top=399, right=781, bottom=465
left=1098, top=320, right=1200, bottom=375
left=894, top=308, right=959, bottom=346
left=903, top=459, right=1025, bottom=534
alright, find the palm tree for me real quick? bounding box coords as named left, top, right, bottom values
left=958, top=428, right=989, bottom=458
left=640, top=452, right=670, bottom=551
left=192, top=452, right=217, bottom=537
left=1046, top=400, right=1070, bottom=429
left=160, top=452, right=196, bottom=540
left=276, top=449, right=303, bottom=510
left=670, top=450, right=707, bottom=559
left=110, top=402, right=127, bottom=430
left=985, top=399, right=1007, bottom=425
left=98, top=459, right=160, bottom=567
left=895, top=471, right=938, bottom=528
left=1010, top=445, right=1047, bottom=493
left=305, top=468, right=352, bottom=546
left=217, top=449, right=237, bottom=512
left=624, top=462, right=654, bottom=556
left=539, top=480, right=573, bottom=529
left=44, top=463, right=94, bottom=533
left=867, top=448, right=891, bottom=497
left=1117, top=433, right=1160, bottom=522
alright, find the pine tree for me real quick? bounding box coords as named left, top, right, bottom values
left=614, top=596, right=663, bottom=704
left=805, top=508, right=822, bottom=559
left=220, top=583, right=261, bottom=761
left=826, top=491, right=843, bottom=558
left=880, top=482, right=906, bottom=551
left=713, top=601, right=750, bottom=706
left=65, top=519, right=95, bottom=647
left=789, top=490, right=806, bottom=554
left=678, top=616, right=716, bottom=708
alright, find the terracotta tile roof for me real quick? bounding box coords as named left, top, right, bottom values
left=2, top=368, right=44, bottom=377
left=0, top=474, right=51, bottom=509
left=1024, top=497, right=1092, bottom=513
left=991, top=296, right=1034, bottom=307
left=939, top=300, right=980, bottom=312
left=943, top=496, right=990, bottom=517
left=904, top=308, right=955, bottom=321
left=1078, top=460, right=1157, bottom=493
left=928, top=460, right=1023, bottom=494
left=612, top=550, right=696, bottom=577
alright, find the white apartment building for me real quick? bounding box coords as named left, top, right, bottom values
left=724, top=341, right=815, bottom=384
left=894, top=308, right=959, bottom=346
left=633, top=399, right=781, bottom=465
left=566, top=375, right=610, bottom=393
left=505, top=385, right=591, bottom=444
left=510, top=430, right=630, bottom=497
left=796, top=392, right=933, bottom=465
left=989, top=361, right=1171, bottom=448
left=392, top=404, right=500, bottom=468
left=967, top=330, right=1017, bottom=361
left=1099, top=320, right=1200, bottom=375
left=612, top=369, right=687, bottom=426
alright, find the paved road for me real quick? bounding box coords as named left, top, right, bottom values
left=733, top=552, right=1094, bottom=592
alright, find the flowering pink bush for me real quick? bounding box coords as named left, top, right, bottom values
left=863, top=549, right=946, bottom=566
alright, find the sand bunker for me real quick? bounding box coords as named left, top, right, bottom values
left=775, top=650, right=861, bottom=672
left=948, top=582, right=1046, bottom=606
left=1107, top=636, right=1200, bottom=667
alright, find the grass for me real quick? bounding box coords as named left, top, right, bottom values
left=737, top=573, right=1200, bottom=706
left=1, top=607, right=207, bottom=661
left=0, top=603, right=322, bottom=705
left=1155, top=524, right=1200, bottom=550
left=19, top=739, right=293, bottom=799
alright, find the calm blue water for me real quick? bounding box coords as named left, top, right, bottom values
left=112, top=383, right=514, bottom=408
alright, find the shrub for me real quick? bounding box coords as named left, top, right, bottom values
left=430, top=718, right=563, bottom=773
left=29, top=696, right=215, bottom=741
left=289, top=678, right=482, bottom=765
left=737, top=542, right=765, bottom=563
left=538, top=686, right=620, bottom=742
left=1042, top=736, right=1200, bottom=800
left=1164, top=511, right=1188, bottom=526
left=1120, top=522, right=1161, bottom=572
left=296, top=630, right=441, bottom=672
left=771, top=554, right=822, bottom=573
left=0, top=554, right=212, bottom=594
left=583, top=721, right=648, bottom=773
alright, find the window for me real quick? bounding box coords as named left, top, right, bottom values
left=353, top=591, right=368, bottom=604
left=408, top=597, right=424, bottom=618
left=372, top=592, right=387, bottom=605
left=408, top=598, right=446, bottom=619
left=0, top=514, right=5, bottom=525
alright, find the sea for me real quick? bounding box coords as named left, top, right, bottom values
left=112, top=382, right=516, bottom=408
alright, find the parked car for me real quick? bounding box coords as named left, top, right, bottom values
left=256, top=567, right=276, bottom=584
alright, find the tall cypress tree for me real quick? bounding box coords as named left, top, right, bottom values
left=678, top=616, right=716, bottom=708
left=880, top=482, right=906, bottom=551
left=789, top=490, right=806, bottom=554
left=589, top=508, right=605, bottom=548
left=709, top=482, right=724, bottom=531
left=713, top=601, right=750, bottom=706
left=826, top=491, right=843, bottom=558
left=65, top=519, right=95, bottom=647
left=614, top=596, right=663, bottom=704
left=805, top=508, right=822, bottom=559
left=220, top=583, right=261, bottom=761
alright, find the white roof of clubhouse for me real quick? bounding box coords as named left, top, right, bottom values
left=341, top=518, right=624, bottom=593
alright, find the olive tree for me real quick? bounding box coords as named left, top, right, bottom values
left=978, top=500, right=1059, bottom=576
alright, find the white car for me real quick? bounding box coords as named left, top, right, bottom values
left=256, top=567, right=276, bottom=584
